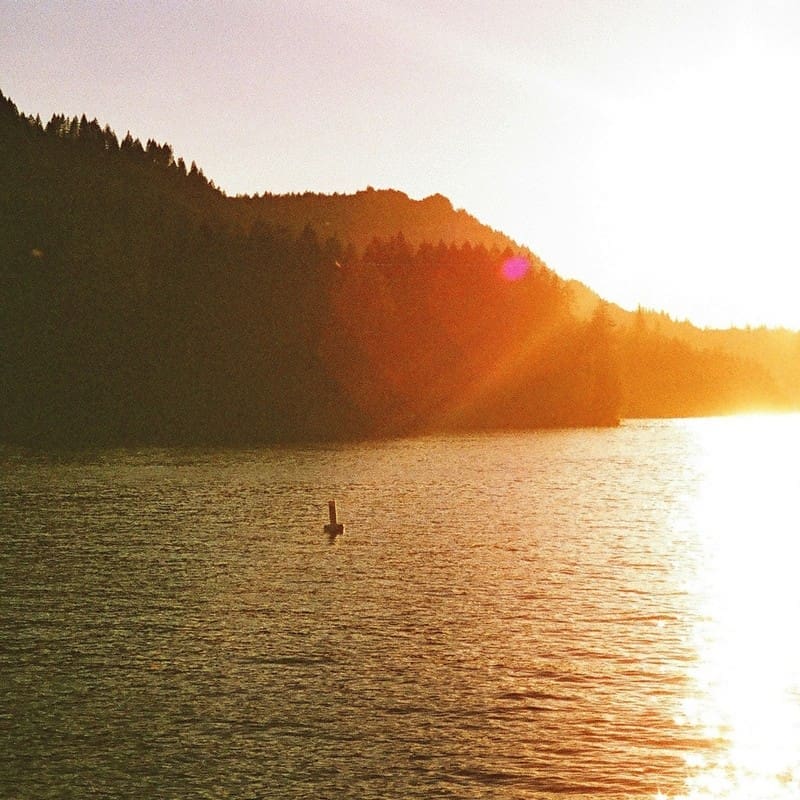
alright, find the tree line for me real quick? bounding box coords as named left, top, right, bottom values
left=0, top=90, right=793, bottom=445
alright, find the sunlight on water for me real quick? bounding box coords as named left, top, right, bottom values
left=670, top=414, right=800, bottom=800
left=3, top=417, right=800, bottom=798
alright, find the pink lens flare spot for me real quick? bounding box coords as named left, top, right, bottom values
left=501, top=256, right=530, bottom=282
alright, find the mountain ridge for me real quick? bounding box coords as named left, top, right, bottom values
left=1, top=89, right=797, bottom=445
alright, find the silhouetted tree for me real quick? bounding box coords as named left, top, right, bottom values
left=0, top=87, right=795, bottom=445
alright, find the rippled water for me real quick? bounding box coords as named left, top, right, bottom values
left=2, top=417, right=800, bottom=799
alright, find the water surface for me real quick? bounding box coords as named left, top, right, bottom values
left=2, top=417, right=799, bottom=798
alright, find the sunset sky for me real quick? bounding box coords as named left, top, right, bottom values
left=3, top=0, right=800, bottom=329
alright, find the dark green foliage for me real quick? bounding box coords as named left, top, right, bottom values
left=1, top=91, right=347, bottom=444
left=0, top=89, right=794, bottom=445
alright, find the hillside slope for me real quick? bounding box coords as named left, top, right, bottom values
left=1, top=90, right=795, bottom=445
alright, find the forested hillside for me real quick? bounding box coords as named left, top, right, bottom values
left=1, top=90, right=795, bottom=445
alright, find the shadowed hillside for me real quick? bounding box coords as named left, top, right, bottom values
left=234, top=188, right=521, bottom=254
left=1, top=90, right=796, bottom=445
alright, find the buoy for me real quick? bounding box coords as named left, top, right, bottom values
left=324, top=499, right=344, bottom=536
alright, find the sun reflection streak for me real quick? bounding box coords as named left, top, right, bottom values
left=665, top=415, right=800, bottom=800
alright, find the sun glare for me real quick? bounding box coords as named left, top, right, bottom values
left=589, top=35, right=800, bottom=328
left=671, top=415, right=800, bottom=798
left=500, top=255, right=530, bottom=282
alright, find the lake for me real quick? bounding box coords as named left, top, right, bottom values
left=2, top=416, right=800, bottom=799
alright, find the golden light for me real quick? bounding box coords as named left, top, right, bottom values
left=587, top=36, right=800, bottom=328
left=669, top=415, right=800, bottom=799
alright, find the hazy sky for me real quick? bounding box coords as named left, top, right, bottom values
left=3, top=0, right=800, bottom=329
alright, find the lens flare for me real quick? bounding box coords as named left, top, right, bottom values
left=501, top=255, right=530, bottom=282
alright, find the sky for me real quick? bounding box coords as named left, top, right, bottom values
left=3, top=0, right=800, bottom=329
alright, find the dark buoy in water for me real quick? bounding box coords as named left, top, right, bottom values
left=324, top=499, right=344, bottom=537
